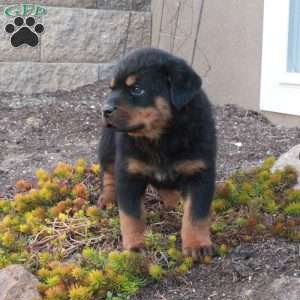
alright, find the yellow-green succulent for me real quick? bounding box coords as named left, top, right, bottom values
left=0, top=157, right=298, bottom=299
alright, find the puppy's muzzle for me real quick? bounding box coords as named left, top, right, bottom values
left=102, top=104, right=117, bottom=119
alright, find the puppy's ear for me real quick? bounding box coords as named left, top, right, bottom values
left=166, top=58, right=202, bottom=110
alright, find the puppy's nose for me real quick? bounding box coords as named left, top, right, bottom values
left=102, top=104, right=116, bottom=117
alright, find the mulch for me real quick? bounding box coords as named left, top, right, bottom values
left=0, top=82, right=300, bottom=299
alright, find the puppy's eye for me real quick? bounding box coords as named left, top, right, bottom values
left=130, top=85, right=145, bottom=96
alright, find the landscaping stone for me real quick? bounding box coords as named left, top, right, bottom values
left=42, top=8, right=130, bottom=63
left=41, top=8, right=150, bottom=63
left=0, top=265, right=41, bottom=300
left=272, top=144, right=300, bottom=188
left=251, top=276, right=300, bottom=300
left=0, top=62, right=99, bottom=93
left=26, top=116, right=44, bottom=128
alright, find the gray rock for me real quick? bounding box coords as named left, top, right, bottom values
left=272, top=144, right=300, bottom=188
left=0, top=62, right=99, bottom=93
left=26, top=116, right=43, bottom=128
left=257, top=276, right=300, bottom=300
left=42, top=7, right=130, bottom=63
left=0, top=265, right=41, bottom=300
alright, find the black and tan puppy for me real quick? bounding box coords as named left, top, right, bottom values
left=98, top=48, right=216, bottom=260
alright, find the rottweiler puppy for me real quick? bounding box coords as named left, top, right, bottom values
left=98, top=48, right=216, bottom=260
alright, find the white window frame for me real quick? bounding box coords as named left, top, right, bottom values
left=260, top=0, right=300, bottom=116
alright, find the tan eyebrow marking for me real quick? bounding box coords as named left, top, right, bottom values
left=125, top=75, right=137, bottom=87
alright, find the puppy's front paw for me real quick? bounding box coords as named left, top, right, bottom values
left=182, top=237, right=215, bottom=262
left=181, top=217, right=215, bottom=261
left=98, top=169, right=116, bottom=209
left=124, top=238, right=145, bottom=252
left=97, top=191, right=116, bottom=209
left=119, top=210, right=145, bottom=251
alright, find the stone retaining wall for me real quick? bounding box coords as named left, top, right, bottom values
left=0, top=1, right=151, bottom=93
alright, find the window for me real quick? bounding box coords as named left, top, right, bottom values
left=260, top=0, right=300, bottom=116
left=288, top=0, right=300, bottom=72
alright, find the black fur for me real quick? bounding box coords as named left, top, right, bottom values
left=98, top=48, right=216, bottom=221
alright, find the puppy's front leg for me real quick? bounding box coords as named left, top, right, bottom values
left=116, top=169, right=147, bottom=251
left=181, top=169, right=215, bottom=261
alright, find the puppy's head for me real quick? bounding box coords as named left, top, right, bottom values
left=102, top=48, right=202, bottom=139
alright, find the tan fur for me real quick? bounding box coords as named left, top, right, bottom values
left=175, top=160, right=207, bottom=176
left=119, top=210, right=145, bottom=250
left=97, top=167, right=116, bottom=208
left=125, top=75, right=137, bottom=87
left=110, top=79, right=116, bottom=88
left=127, top=158, right=157, bottom=176
left=181, top=198, right=212, bottom=258
left=128, top=97, right=172, bottom=139
left=158, top=189, right=181, bottom=209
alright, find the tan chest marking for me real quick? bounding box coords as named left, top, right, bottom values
left=127, top=158, right=157, bottom=177
left=128, top=159, right=206, bottom=178
left=174, top=160, right=207, bottom=176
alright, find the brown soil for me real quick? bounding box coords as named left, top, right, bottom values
left=133, top=239, right=300, bottom=300
left=1, top=82, right=300, bottom=299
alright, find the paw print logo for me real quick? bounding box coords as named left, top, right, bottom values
left=5, top=17, right=44, bottom=47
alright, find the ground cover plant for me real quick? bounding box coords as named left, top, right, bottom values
left=0, top=157, right=299, bottom=300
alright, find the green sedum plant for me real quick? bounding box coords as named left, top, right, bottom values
left=0, top=157, right=299, bottom=299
